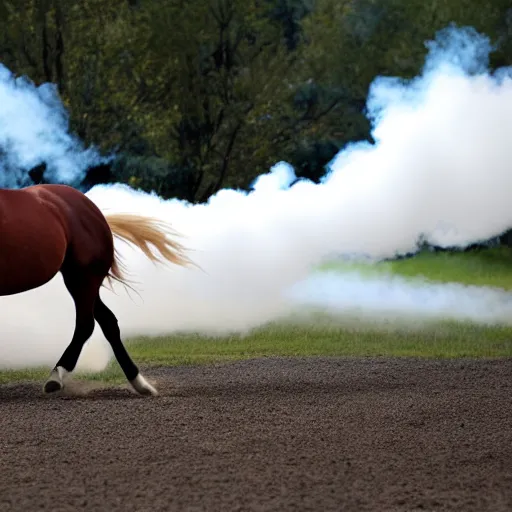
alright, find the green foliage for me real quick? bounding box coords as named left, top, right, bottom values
left=111, top=154, right=198, bottom=201
left=0, top=0, right=511, bottom=201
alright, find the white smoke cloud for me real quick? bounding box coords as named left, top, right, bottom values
left=1, top=25, right=512, bottom=372
left=288, top=271, right=512, bottom=326
left=0, top=65, right=104, bottom=187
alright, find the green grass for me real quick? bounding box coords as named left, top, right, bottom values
left=2, top=247, right=512, bottom=384
left=320, top=246, right=512, bottom=290
left=125, top=320, right=512, bottom=364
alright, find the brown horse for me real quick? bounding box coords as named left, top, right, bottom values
left=0, top=183, right=193, bottom=396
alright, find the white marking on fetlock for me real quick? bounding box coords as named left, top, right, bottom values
left=56, top=366, right=68, bottom=381
left=130, top=373, right=158, bottom=396
left=43, top=366, right=69, bottom=393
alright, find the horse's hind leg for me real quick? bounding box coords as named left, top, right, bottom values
left=94, top=297, right=158, bottom=396
left=44, top=270, right=101, bottom=393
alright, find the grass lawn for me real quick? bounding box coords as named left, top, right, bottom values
left=320, top=246, right=512, bottom=290
left=2, top=247, right=512, bottom=385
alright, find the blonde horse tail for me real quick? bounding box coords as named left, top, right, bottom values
left=103, top=213, right=195, bottom=291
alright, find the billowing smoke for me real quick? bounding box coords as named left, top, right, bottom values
left=1, top=25, right=512, bottom=372
left=0, top=65, right=104, bottom=187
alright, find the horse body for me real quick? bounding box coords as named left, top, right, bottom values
left=0, top=186, right=69, bottom=294
left=0, top=184, right=192, bottom=396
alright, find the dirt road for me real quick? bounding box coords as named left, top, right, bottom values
left=0, top=357, right=511, bottom=511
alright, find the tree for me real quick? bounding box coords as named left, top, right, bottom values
left=2, top=0, right=512, bottom=203
left=292, top=0, right=512, bottom=181
left=113, top=0, right=336, bottom=200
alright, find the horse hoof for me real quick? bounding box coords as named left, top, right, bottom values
left=43, top=367, right=67, bottom=394
left=130, top=374, right=158, bottom=396
left=43, top=379, right=63, bottom=394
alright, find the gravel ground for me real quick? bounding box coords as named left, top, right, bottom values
left=0, top=356, right=511, bottom=511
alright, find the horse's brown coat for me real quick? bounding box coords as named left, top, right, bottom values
left=0, top=184, right=192, bottom=393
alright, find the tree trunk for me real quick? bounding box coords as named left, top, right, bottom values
left=54, top=1, right=65, bottom=94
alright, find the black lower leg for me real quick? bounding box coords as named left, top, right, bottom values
left=55, top=316, right=95, bottom=372
left=94, top=298, right=139, bottom=381
left=56, top=268, right=101, bottom=375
